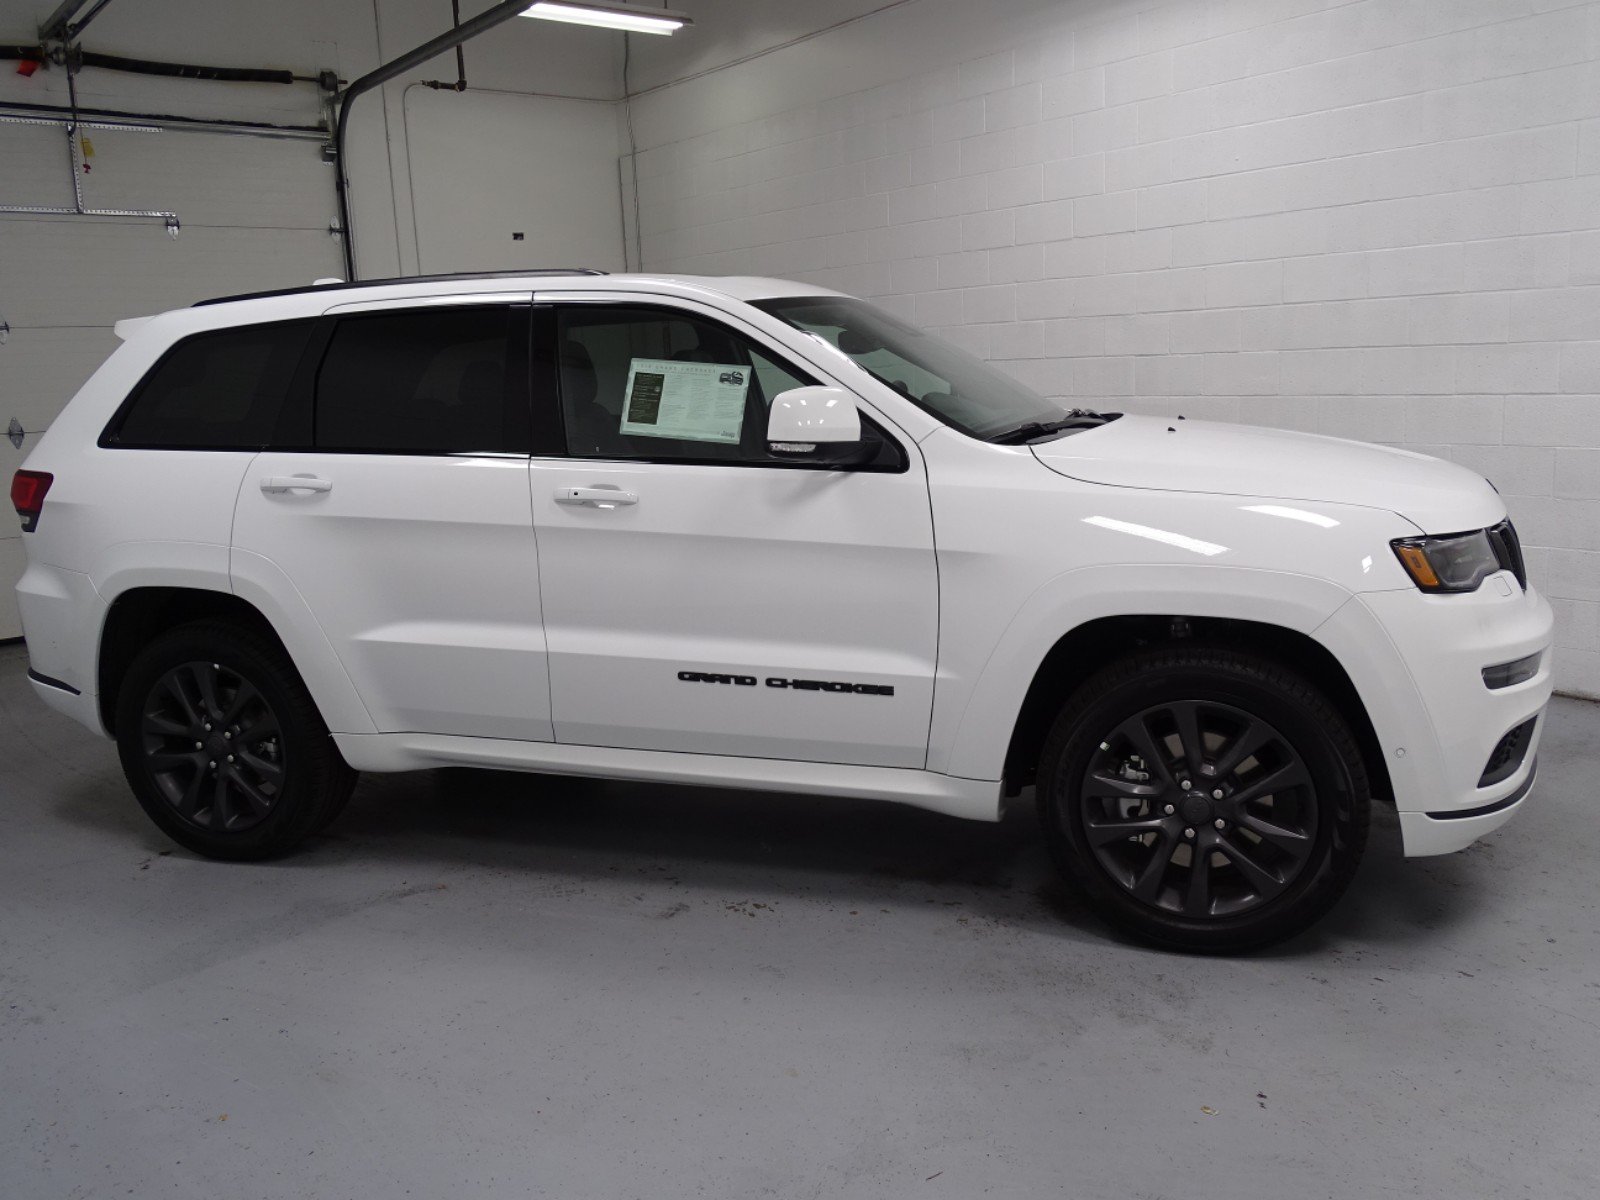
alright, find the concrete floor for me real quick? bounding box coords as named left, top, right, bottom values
left=1, top=642, right=1597, bottom=1199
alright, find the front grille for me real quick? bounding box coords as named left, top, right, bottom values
left=1486, top=519, right=1527, bottom=590
left=1479, top=716, right=1537, bottom=787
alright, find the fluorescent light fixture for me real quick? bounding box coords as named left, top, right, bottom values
left=521, top=1, right=691, bottom=35
left=1081, top=516, right=1228, bottom=558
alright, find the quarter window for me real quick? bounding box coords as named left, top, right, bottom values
left=104, top=319, right=315, bottom=449
left=314, top=306, right=528, bottom=454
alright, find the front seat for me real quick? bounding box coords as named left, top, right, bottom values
left=559, top=339, right=630, bottom=457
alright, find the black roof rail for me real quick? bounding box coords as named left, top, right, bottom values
left=192, top=268, right=610, bottom=308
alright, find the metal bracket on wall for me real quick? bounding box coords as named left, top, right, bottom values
left=0, top=113, right=180, bottom=234
left=8, top=419, right=24, bottom=450
left=0, top=315, right=9, bottom=345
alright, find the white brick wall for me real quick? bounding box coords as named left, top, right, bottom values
left=630, top=0, right=1600, bottom=697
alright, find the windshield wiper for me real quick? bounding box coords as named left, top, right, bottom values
left=988, top=410, right=1111, bottom=444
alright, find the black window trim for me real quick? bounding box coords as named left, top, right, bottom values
left=538, top=299, right=909, bottom=474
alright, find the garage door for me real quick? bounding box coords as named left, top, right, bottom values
left=0, top=118, right=342, bottom=637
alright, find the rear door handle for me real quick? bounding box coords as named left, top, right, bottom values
left=261, top=475, right=333, bottom=494
left=555, top=486, right=637, bottom=508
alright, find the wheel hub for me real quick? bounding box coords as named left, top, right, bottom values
left=140, top=659, right=285, bottom=833
left=1076, top=699, right=1320, bottom=918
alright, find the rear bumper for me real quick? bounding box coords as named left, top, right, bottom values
left=1316, top=574, right=1553, bottom=857
left=15, top=560, right=109, bottom=736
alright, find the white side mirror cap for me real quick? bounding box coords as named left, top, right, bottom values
left=767, top=386, right=861, bottom=453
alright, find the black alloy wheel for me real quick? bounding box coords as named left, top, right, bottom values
left=139, top=660, right=286, bottom=834
left=1038, top=646, right=1370, bottom=952
left=1080, top=701, right=1318, bottom=920
left=116, top=619, right=357, bottom=860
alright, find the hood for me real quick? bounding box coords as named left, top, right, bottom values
left=1030, top=415, right=1504, bottom=533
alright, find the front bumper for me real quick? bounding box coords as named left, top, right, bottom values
left=1316, top=572, right=1553, bottom=857
left=1399, top=760, right=1538, bottom=856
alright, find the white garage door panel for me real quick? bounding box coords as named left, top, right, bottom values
left=0, top=327, right=121, bottom=434
left=0, top=537, right=23, bottom=643
left=0, top=219, right=342, bottom=327
left=0, top=124, right=332, bottom=232
left=0, top=123, right=75, bottom=209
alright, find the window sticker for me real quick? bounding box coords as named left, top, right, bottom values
left=620, top=358, right=749, bottom=443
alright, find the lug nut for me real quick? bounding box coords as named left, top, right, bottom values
left=195, top=741, right=203, bottom=749
left=223, top=732, right=231, bottom=740
left=1179, top=778, right=1192, bottom=790
left=203, top=723, right=212, bottom=732
left=208, top=760, right=216, bottom=769
left=1214, top=818, right=1226, bottom=830
left=1212, top=788, right=1224, bottom=800
left=1183, top=827, right=1195, bottom=839
left=1164, top=804, right=1175, bottom=815
left=226, top=755, right=235, bottom=763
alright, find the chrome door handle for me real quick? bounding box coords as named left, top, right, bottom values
left=261, top=475, right=333, bottom=494
left=555, top=486, right=637, bottom=508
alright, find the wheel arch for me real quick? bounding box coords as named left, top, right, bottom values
left=97, top=587, right=288, bottom=736
left=1000, top=614, right=1392, bottom=806
left=95, top=584, right=373, bottom=740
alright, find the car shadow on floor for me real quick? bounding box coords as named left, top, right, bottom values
left=48, top=763, right=1492, bottom=958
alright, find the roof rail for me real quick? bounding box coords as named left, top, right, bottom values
left=192, top=268, right=610, bottom=308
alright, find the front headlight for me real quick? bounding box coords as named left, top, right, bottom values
left=1391, top=530, right=1500, bottom=593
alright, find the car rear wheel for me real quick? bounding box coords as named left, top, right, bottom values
left=1037, top=646, right=1370, bottom=952
left=115, top=619, right=356, bottom=860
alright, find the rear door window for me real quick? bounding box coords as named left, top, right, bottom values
left=103, top=319, right=315, bottom=449
left=313, top=306, right=529, bottom=455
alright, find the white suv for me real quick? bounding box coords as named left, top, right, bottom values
left=11, top=270, right=1554, bottom=950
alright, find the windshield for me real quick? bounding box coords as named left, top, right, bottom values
left=752, top=295, right=1087, bottom=440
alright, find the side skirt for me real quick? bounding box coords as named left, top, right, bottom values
left=333, top=733, right=1003, bottom=822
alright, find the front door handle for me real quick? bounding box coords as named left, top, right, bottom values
left=261, top=475, right=333, bottom=494
left=555, top=486, right=637, bottom=508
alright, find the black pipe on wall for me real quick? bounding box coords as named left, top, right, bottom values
left=1, top=43, right=304, bottom=85
left=79, top=51, right=295, bottom=85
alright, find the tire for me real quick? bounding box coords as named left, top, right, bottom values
left=1037, top=645, right=1370, bottom=953
left=114, top=619, right=357, bottom=861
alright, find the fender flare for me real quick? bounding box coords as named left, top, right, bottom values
left=930, top=562, right=1360, bottom=781
left=91, top=539, right=376, bottom=736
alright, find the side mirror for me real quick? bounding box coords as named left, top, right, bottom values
left=767, top=386, right=861, bottom=456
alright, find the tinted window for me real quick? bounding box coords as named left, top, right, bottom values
left=106, top=319, right=314, bottom=449
left=555, top=305, right=900, bottom=468
left=315, top=306, right=526, bottom=454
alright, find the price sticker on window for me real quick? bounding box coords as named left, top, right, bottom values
left=620, top=358, right=749, bottom=444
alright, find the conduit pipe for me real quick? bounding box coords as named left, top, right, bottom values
left=332, top=0, right=536, bottom=280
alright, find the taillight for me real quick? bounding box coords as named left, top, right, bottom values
left=11, top=470, right=53, bottom=532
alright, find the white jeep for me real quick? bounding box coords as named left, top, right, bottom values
left=11, top=270, right=1554, bottom=950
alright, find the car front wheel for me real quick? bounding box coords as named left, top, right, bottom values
left=1037, top=646, right=1371, bottom=952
